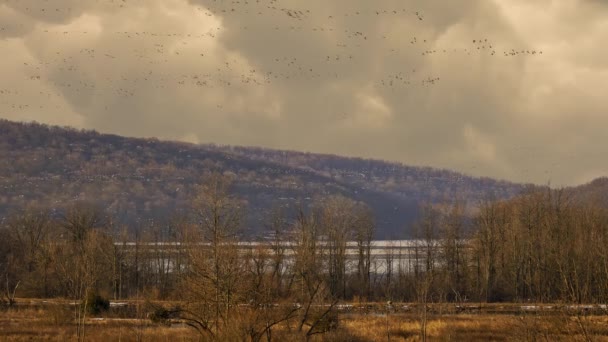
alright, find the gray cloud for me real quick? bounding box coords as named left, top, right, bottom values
left=0, top=0, right=607, bottom=186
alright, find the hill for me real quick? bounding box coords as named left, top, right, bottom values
left=566, top=177, right=608, bottom=206
left=0, top=119, right=526, bottom=238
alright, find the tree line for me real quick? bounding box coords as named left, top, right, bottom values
left=1, top=173, right=608, bottom=340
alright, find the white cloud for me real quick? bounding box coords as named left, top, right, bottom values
left=0, top=0, right=607, bottom=185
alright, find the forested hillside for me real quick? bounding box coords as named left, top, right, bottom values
left=0, top=119, right=526, bottom=237
left=209, top=145, right=524, bottom=204
left=567, top=176, right=608, bottom=205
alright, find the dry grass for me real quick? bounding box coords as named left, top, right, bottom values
left=0, top=306, right=198, bottom=341
left=338, top=313, right=608, bottom=341
left=2, top=303, right=608, bottom=341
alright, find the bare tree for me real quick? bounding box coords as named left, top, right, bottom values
left=238, top=243, right=301, bottom=342
left=413, top=203, right=439, bottom=342
left=438, top=201, right=469, bottom=302
left=53, top=203, right=113, bottom=341
left=1, top=208, right=53, bottom=299
left=321, top=196, right=358, bottom=299
left=473, top=199, right=501, bottom=303
left=291, top=207, right=338, bottom=339
left=180, top=172, right=245, bottom=339
left=268, top=206, right=288, bottom=298
left=354, top=206, right=374, bottom=301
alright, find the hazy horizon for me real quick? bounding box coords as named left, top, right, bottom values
left=1, top=0, right=607, bottom=186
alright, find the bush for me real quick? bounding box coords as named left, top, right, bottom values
left=85, top=291, right=110, bottom=315
left=146, top=302, right=180, bottom=326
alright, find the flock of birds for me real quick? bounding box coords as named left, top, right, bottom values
left=0, top=0, right=545, bottom=116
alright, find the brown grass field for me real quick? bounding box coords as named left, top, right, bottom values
left=2, top=300, right=608, bottom=341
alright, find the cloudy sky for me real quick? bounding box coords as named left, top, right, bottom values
left=1, top=0, right=606, bottom=186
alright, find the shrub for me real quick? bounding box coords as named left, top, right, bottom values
left=85, top=291, right=110, bottom=315
left=146, top=302, right=180, bottom=326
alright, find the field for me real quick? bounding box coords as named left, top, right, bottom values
left=2, top=300, right=608, bottom=341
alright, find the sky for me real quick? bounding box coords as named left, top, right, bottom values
left=0, top=0, right=607, bottom=186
